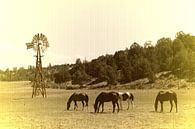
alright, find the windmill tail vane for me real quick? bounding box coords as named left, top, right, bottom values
left=26, top=42, right=34, bottom=49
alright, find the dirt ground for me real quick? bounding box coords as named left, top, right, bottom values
left=0, top=81, right=195, bottom=129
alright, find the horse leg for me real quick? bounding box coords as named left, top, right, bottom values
left=170, top=100, right=173, bottom=112
left=82, top=101, right=84, bottom=111
left=119, top=99, right=123, bottom=110
left=175, top=100, right=178, bottom=113
left=116, top=101, right=120, bottom=112
left=74, top=101, right=77, bottom=110
left=97, top=102, right=101, bottom=113
left=85, top=101, right=88, bottom=112
left=74, top=101, right=76, bottom=110
left=160, top=101, right=163, bottom=112
left=101, top=103, right=104, bottom=112
left=112, top=102, right=116, bottom=113
left=76, top=101, right=78, bottom=109
left=127, top=99, right=130, bottom=110
left=131, top=99, right=134, bottom=109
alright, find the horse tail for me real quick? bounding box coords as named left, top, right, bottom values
left=154, top=92, right=160, bottom=112
left=85, top=94, right=89, bottom=107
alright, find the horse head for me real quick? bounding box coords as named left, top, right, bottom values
left=67, top=96, right=73, bottom=110
left=154, top=95, right=159, bottom=112
left=94, top=103, right=98, bottom=113
left=67, top=102, right=71, bottom=110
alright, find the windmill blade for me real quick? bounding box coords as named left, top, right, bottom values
left=45, top=42, right=49, bottom=47
left=27, top=33, right=49, bottom=52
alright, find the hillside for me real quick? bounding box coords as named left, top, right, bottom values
left=45, top=71, right=194, bottom=90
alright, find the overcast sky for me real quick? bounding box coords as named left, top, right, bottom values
left=0, top=0, right=195, bottom=70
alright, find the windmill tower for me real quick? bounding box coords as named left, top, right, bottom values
left=26, top=33, right=49, bottom=98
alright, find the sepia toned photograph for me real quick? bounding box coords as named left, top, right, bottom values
left=0, top=0, right=195, bottom=128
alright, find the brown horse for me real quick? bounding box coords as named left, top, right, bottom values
left=154, top=90, right=178, bottom=112
left=94, top=92, right=120, bottom=113
left=67, top=92, right=89, bottom=111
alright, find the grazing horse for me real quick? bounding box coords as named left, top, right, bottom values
left=94, top=92, right=120, bottom=113
left=154, top=90, right=178, bottom=112
left=118, top=92, right=134, bottom=110
left=67, top=92, right=89, bottom=111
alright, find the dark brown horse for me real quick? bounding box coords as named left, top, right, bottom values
left=94, top=92, right=120, bottom=113
left=154, top=90, right=178, bottom=112
left=67, top=92, right=89, bottom=111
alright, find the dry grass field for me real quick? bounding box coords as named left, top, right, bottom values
left=0, top=81, right=195, bottom=129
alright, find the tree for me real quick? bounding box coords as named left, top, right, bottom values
left=97, top=64, right=117, bottom=88
left=175, top=31, right=195, bottom=51
left=156, top=38, right=173, bottom=71
left=144, top=41, right=158, bottom=82
left=172, top=38, right=187, bottom=72
left=131, top=57, right=151, bottom=80
left=128, top=42, right=144, bottom=61
left=114, top=50, right=128, bottom=70
left=120, top=62, right=133, bottom=83
left=72, top=70, right=90, bottom=85
left=54, top=66, right=71, bottom=84
left=70, top=58, right=90, bottom=85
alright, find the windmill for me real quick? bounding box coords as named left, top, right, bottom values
left=26, top=33, right=49, bottom=98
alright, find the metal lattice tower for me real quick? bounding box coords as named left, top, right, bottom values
left=26, top=33, right=49, bottom=98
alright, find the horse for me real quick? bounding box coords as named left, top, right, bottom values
left=94, top=92, right=120, bottom=113
left=154, top=90, right=178, bottom=112
left=67, top=92, right=89, bottom=111
left=118, top=92, right=134, bottom=110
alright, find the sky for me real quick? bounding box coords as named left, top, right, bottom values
left=0, top=0, right=195, bottom=70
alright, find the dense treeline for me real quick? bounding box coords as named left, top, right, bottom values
left=1, top=31, right=195, bottom=85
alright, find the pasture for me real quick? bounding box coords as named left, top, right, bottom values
left=0, top=81, right=195, bottom=129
